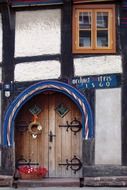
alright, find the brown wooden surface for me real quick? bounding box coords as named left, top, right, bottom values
left=15, top=92, right=82, bottom=178
left=73, top=0, right=116, bottom=3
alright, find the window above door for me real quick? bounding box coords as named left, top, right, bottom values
left=72, top=4, right=116, bottom=54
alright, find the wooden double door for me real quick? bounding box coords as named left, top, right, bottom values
left=15, top=91, right=82, bottom=177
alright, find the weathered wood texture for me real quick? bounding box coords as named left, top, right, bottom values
left=73, top=0, right=116, bottom=3
left=61, top=0, right=73, bottom=78
left=2, top=5, right=15, bottom=83
left=15, top=54, right=61, bottom=64
left=1, top=4, right=15, bottom=151
left=15, top=92, right=82, bottom=178
left=120, top=1, right=127, bottom=165
left=82, top=139, right=95, bottom=166
left=1, top=147, right=15, bottom=174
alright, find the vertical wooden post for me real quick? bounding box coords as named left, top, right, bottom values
left=1, top=3, right=15, bottom=173
left=2, top=5, right=15, bottom=83
left=61, top=0, right=74, bottom=79
left=120, top=1, right=127, bottom=165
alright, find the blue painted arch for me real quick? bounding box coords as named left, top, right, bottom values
left=3, top=80, right=94, bottom=146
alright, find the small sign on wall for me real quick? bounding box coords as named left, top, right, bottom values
left=71, top=74, right=121, bottom=91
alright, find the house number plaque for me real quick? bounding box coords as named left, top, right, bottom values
left=71, top=73, right=121, bottom=90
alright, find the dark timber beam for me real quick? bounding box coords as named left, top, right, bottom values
left=120, top=1, right=127, bottom=165
left=0, top=0, right=8, bottom=3
left=61, top=0, right=74, bottom=79
left=1, top=3, right=15, bottom=174
left=1, top=3, right=15, bottom=111
left=2, top=5, right=15, bottom=83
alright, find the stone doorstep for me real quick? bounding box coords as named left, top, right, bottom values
left=7, top=176, right=127, bottom=188
left=0, top=175, right=13, bottom=187
left=84, top=176, right=127, bottom=187
left=13, top=178, right=80, bottom=188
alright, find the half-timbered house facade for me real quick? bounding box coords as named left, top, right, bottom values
left=0, top=0, right=126, bottom=187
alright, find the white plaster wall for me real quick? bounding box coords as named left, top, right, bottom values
left=74, top=55, right=122, bottom=76
left=95, top=88, right=121, bottom=165
left=15, top=9, right=61, bottom=57
left=0, top=14, right=2, bottom=62
left=14, top=61, right=60, bottom=81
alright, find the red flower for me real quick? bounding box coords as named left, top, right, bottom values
left=18, top=166, right=48, bottom=177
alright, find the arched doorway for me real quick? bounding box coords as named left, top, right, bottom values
left=3, top=80, right=94, bottom=178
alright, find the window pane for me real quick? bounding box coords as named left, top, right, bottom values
left=97, top=30, right=108, bottom=47
left=79, top=12, right=91, bottom=29
left=79, top=30, right=91, bottom=47
left=97, top=12, right=108, bottom=28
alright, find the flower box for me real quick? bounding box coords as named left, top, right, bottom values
left=18, top=166, right=48, bottom=180
left=20, top=173, right=43, bottom=180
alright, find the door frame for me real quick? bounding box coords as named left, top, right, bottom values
left=3, top=80, right=94, bottom=146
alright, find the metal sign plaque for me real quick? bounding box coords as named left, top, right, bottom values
left=71, top=74, right=121, bottom=91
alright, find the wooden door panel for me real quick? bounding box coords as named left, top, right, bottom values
left=37, top=94, right=49, bottom=169
left=48, top=93, right=56, bottom=177
left=55, top=94, right=62, bottom=177
left=54, top=93, right=82, bottom=177
left=15, top=92, right=82, bottom=178
left=15, top=105, right=31, bottom=162
left=61, top=100, right=72, bottom=177
left=71, top=102, right=82, bottom=177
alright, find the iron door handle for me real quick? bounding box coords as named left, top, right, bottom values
left=48, top=131, right=56, bottom=142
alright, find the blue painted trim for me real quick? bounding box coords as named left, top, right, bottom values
left=3, top=80, right=94, bottom=146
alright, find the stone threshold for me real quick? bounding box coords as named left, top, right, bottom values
left=84, top=176, right=127, bottom=187
left=13, top=177, right=80, bottom=188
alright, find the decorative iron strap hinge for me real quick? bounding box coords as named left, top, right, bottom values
left=16, top=158, right=39, bottom=168
left=59, top=118, right=82, bottom=135
left=59, top=155, right=82, bottom=174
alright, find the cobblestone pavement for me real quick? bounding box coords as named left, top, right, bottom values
left=1, top=187, right=127, bottom=190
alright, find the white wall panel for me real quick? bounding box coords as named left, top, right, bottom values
left=15, top=61, right=60, bottom=81
left=0, top=14, right=2, bottom=62
left=74, top=55, right=122, bottom=76
left=95, top=88, right=121, bottom=165
left=15, top=9, right=61, bottom=57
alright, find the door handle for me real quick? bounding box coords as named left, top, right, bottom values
left=48, top=131, right=56, bottom=142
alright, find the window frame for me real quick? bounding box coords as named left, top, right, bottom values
left=72, top=4, right=116, bottom=54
